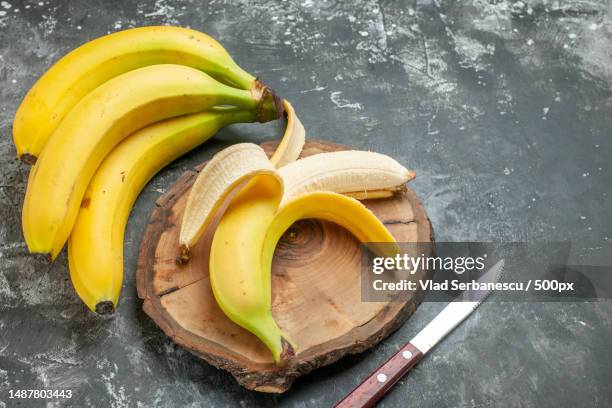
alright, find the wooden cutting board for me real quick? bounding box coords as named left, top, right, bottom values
left=136, top=139, right=433, bottom=393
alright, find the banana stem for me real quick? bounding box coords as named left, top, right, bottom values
left=214, top=64, right=257, bottom=91
left=20, top=153, right=37, bottom=165
left=252, top=80, right=284, bottom=123
left=176, top=244, right=190, bottom=265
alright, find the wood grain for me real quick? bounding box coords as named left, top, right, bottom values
left=136, top=139, right=434, bottom=393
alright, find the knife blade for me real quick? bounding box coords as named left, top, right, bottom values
left=334, top=259, right=505, bottom=408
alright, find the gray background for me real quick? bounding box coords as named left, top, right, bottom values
left=1, top=0, right=611, bottom=407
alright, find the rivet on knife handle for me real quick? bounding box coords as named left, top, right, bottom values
left=334, top=343, right=423, bottom=408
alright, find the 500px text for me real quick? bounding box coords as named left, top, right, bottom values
left=373, top=279, right=575, bottom=293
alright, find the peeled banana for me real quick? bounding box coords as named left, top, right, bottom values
left=178, top=143, right=279, bottom=263
left=13, top=26, right=269, bottom=163
left=178, top=100, right=304, bottom=261
left=279, top=150, right=415, bottom=204
left=68, top=109, right=256, bottom=314
left=180, top=144, right=414, bottom=261
left=184, top=142, right=413, bottom=362
left=23, top=64, right=282, bottom=261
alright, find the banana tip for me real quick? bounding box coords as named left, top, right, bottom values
left=278, top=337, right=295, bottom=365
left=176, top=244, right=191, bottom=265
left=30, top=252, right=52, bottom=263
left=20, top=153, right=37, bottom=165
left=95, top=301, right=115, bottom=315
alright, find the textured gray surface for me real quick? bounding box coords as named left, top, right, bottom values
left=1, top=0, right=611, bottom=407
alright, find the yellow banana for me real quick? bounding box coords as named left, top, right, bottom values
left=209, top=174, right=286, bottom=363
left=68, top=109, right=256, bottom=314
left=13, top=26, right=271, bottom=163
left=23, top=64, right=281, bottom=261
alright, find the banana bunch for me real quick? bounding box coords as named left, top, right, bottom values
left=14, top=26, right=284, bottom=313
left=179, top=138, right=415, bottom=363
left=13, top=26, right=279, bottom=163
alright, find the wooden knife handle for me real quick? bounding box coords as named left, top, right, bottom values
left=334, top=343, right=423, bottom=408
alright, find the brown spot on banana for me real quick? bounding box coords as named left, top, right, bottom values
left=81, top=197, right=91, bottom=209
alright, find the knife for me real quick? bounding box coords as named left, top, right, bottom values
left=334, top=259, right=505, bottom=408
